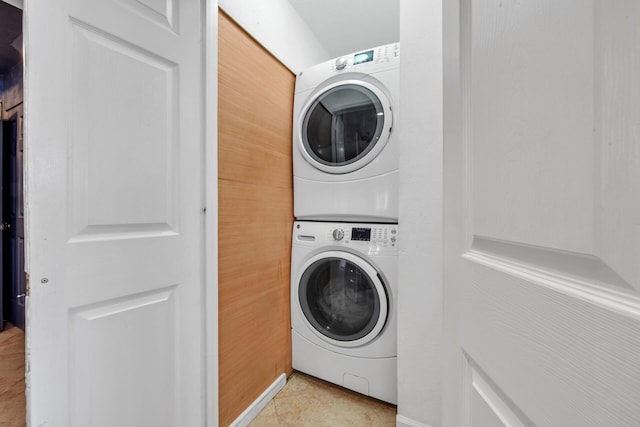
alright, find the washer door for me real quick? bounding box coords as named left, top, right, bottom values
left=300, top=80, right=393, bottom=174
left=298, top=251, right=389, bottom=347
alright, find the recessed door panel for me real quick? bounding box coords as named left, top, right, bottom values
left=69, top=22, right=178, bottom=240
left=70, top=287, right=177, bottom=426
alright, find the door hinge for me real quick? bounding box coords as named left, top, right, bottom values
left=25, top=273, right=30, bottom=297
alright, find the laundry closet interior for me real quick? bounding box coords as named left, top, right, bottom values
left=217, top=2, right=402, bottom=425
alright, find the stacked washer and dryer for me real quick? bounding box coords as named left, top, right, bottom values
left=290, top=43, right=400, bottom=404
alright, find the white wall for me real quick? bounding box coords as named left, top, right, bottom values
left=287, top=0, right=399, bottom=58
left=218, top=0, right=329, bottom=73
left=396, top=0, right=443, bottom=426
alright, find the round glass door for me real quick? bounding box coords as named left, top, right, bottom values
left=298, top=252, right=388, bottom=347
left=300, top=81, right=392, bottom=174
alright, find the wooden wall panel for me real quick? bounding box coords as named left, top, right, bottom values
left=218, top=10, right=294, bottom=426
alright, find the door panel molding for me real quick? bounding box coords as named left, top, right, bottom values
left=462, top=0, right=596, bottom=255
left=114, top=0, right=178, bottom=31
left=69, top=285, right=179, bottom=426
left=68, top=18, right=179, bottom=240
left=463, top=353, right=531, bottom=427
left=464, top=237, right=640, bottom=319
left=459, top=267, right=640, bottom=425
left=457, top=0, right=640, bottom=316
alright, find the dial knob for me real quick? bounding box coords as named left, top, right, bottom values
left=332, top=229, right=344, bottom=240
left=335, top=57, right=348, bottom=70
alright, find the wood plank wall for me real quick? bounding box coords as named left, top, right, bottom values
left=218, top=10, right=295, bottom=426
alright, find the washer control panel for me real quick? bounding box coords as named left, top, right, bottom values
left=329, top=225, right=398, bottom=248
left=294, top=222, right=399, bottom=252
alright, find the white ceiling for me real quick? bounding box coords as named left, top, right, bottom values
left=287, top=0, right=400, bottom=59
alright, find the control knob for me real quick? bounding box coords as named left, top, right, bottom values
left=332, top=228, right=345, bottom=241
left=335, top=57, right=348, bottom=70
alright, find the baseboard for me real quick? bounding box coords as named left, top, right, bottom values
left=229, top=373, right=286, bottom=427
left=396, top=414, right=434, bottom=427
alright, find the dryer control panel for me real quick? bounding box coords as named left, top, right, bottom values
left=331, top=43, right=400, bottom=72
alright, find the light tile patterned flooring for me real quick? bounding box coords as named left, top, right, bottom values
left=249, top=372, right=397, bottom=427
left=0, top=323, right=26, bottom=427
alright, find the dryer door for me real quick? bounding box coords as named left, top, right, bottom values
left=300, top=81, right=393, bottom=174
left=297, top=251, right=389, bottom=347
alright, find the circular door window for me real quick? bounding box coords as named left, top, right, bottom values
left=300, top=81, right=393, bottom=174
left=298, top=251, right=388, bottom=347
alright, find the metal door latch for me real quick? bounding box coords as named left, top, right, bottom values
left=0, top=223, right=10, bottom=231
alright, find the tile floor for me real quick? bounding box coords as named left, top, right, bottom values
left=0, top=323, right=26, bottom=427
left=249, top=372, right=397, bottom=427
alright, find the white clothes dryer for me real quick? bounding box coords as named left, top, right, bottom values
left=290, top=221, right=398, bottom=404
left=293, top=43, right=400, bottom=223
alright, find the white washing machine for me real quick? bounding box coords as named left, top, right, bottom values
left=293, top=43, right=400, bottom=223
left=291, top=221, right=398, bottom=404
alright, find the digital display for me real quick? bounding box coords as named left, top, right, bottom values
left=351, top=227, right=371, bottom=241
left=353, top=50, right=374, bottom=65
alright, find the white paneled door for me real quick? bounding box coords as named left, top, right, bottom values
left=444, top=1, right=640, bottom=426
left=24, top=0, right=206, bottom=425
